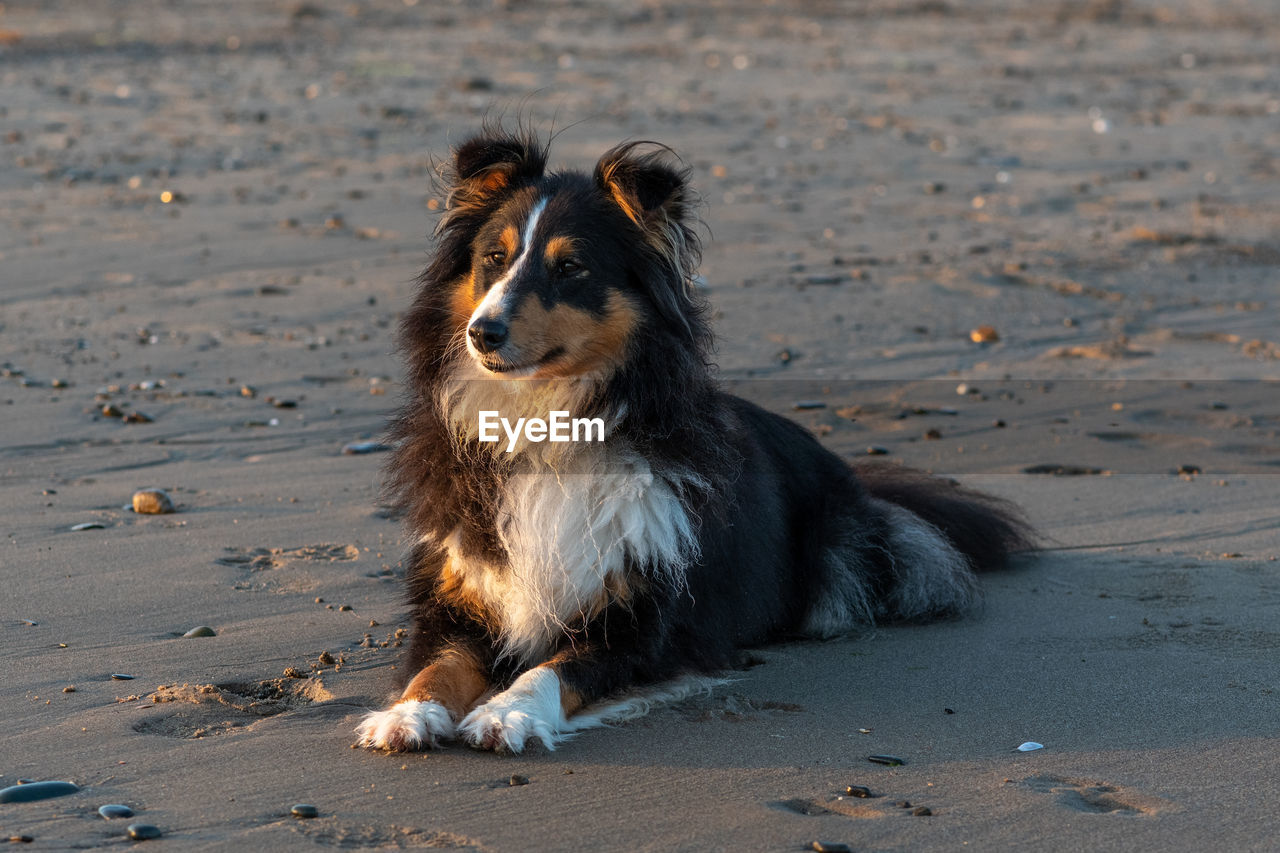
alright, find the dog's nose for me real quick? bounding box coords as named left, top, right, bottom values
left=468, top=319, right=509, bottom=353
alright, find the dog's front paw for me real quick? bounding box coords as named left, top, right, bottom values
left=355, top=699, right=454, bottom=751
left=457, top=668, right=568, bottom=753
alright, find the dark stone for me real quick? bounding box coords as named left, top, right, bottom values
left=845, top=785, right=873, bottom=798
left=1021, top=464, right=1105, bottom=476
left=99, top=804, right=135, bottom=819
left=868, top=755, right=905, bottom=766
left=290, top=804, right=318, bottom=818
left=127, top=823, right=162, bottom=840
left=0, top=781, right=79, bottom=803
left=342, top=441, right=391, bottom=455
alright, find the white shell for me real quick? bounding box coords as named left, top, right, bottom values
left=1016, top=741, right=1044, bottom=752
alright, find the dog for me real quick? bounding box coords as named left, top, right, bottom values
left=355, top=128, right=1032, bottom=753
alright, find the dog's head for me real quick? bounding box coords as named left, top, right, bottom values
left=436, top=132, right=703, bottom=380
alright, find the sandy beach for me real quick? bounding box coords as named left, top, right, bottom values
left=2, top=0, right=1278, bottom=849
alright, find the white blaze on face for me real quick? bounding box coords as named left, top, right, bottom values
left=467, top=198, right=549, bottom=342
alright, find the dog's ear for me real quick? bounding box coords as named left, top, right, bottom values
left=596, top=143, right=705, bottom=341
left=446, top=132, right=547, bottom=216
left=594, top=143, right=694, bottom=247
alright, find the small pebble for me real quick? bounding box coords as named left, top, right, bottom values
left=793, top=401, right=827, bottom=410
left=923, top=428, right=942, bottom=440
left=317, top=651, right=335, bottom=665
left=1177, top=464, right=1201, bottom=476
left=508, top=774, right=530, bottom=787
left=342, top=441, right=391, bottom=455
left=63, top=685, right=76, bottom=693
left=865, top=445, right=889, bottom=456
left=811, top=843, right=853, bottom=853
left=271, top=398, right=298, bottom=409
left=944, top=707, right=955, bottom=714
left=99, top=804, right=135, bottom=819
left=290, top=804, right=318, bottom=819
left=183, top=626, right=216, bottom=638
left=868, top=755, right=905, bottom=766
left=0, top=781, right=79, bottom=803
left=911, top=806, right=933, bottom=817
left=970, top=325, right=1000, bottom=343
left=10, top=835, right=34, bottom=843
left=1016, top=741, right=1044, bottom=752
left=71, top=522, right=106, bottom=531
left=132, top=488, right=175, bottom=514
left=111, top=674, right=135, bottom=680
left=894, top=800, right=912, bottom=809
left=101, top=404, right=125, bottom=417
left=127, top=823, right=162, bottom=840
left=845, top=785, right=873, bottom=798
left=122, top=412, right=153, bottom=424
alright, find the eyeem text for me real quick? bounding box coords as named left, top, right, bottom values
left=478, top=410, right=605, bottom=453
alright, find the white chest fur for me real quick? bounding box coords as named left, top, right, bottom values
left=438, top=445, right=698, bottom=663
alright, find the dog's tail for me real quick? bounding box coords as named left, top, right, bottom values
left=855, top=463, right=1034, bottom=573
left=803, top=463, right=1034, bottom=630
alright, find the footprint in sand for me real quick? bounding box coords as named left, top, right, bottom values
left=216, top=543, right=359, bottom=592
left=216, top=543, right=359, bottom=570
left=674, top=693, right=805, bottom=723
left=290, top=824, right=482, bottom=849
left=1021, top=774, right=1168, bottom=815
left=132, top=678, right=331, bottom=739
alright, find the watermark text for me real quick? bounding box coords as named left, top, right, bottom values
left=478, top=410, right=605, bottom=453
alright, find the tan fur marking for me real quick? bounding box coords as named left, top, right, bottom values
left=398, top=645, right=489, bottom=720
left=505, top=292, right=637, bottom=379
left=559, top=680, right=584, bottom=717
left=500, top=224, right=519, bottom=258
left=477, top=169, right=510, bottom=194
left=449, top=272, right=480, bottom=324
left=606, top=182, right=642, bottom=227
left=438, top=555, right=502, bottom=632
left=543, top=236, right=579, bottom=265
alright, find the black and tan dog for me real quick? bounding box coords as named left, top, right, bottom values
left=356, top=129, right=1032, bottom=753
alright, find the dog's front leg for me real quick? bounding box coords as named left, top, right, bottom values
left=356, top=640, right=491, bottom=751
left=458, top=594, right=675, bottom=753
left=356, top=544, right=494, bottom=751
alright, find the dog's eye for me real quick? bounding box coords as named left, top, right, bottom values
left=556, top=259, right=584, bottom=277
left=484, top=251, right=506, bottom=267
